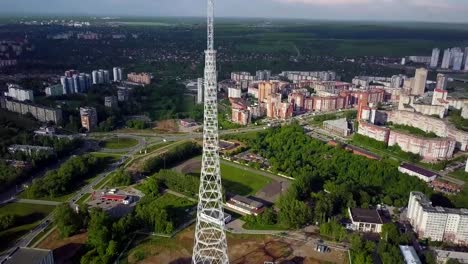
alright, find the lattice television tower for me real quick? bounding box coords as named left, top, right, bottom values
left=192, top=0, right=229, bottom=263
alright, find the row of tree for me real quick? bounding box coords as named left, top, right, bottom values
left=142, top=141, right=201, bottom=174
left=26, top=155, right=104, bottom=198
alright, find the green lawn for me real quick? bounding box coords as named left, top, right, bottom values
left=449, top=169, right=468, bottom=183
left=0, top=203, right=55, bottom=252
left=101, top=137, right=139, bottom=149
left=220, top=163, right=272, bottom=196
left=154, top=193, right=196, bottom=227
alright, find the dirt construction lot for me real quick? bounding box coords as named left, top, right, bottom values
left=124, top=227, right=347, bottom=264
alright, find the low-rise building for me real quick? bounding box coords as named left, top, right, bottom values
left=435, top=249, right=468, bottom=264
left=1, top=247, right=54, bottom=264
left=323, top=118, right=351, bottom=137
left=8, top=145, right=54, bottom=156
left=399, top=245, right=422, bottom=264
left=180, top=119, right=198, bottom=127
left=226, top=195, right=264, bottom=216
left=228, top=87, right=242, bottom=98
left=399, top=163, right=438, bottom=182
left=347, top=207, right=385, bottom=233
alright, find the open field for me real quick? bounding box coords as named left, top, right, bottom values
left=0, top=203, right=55, bottom=252
left=101, top=137, right=139, bottom=149
left=120, top=226, right=346, bottom=264
left=37, top=229, right=88, bottom=264
left=449, top=169, right=468, bottom=183
left=154, top=193, right=196, bottom=227
left=176, top=157, right=272, bottom=196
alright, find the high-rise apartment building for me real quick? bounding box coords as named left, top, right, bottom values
left=197, top=78, right=203, bottom=104
left=411, top=68, right=428, bottom=96
left=61, top=73, right=91, bottom=94
left=256, top=70, right=271, bottom=81
left=436, top=74, right=448, bottom=91
left=441, top=49, right=452, bottom=69
left=92, top=69, right=110, bottom=84
left=464, top=47, right=468, bottom=71
left=452, top=48, right=464, bottom=71
left=430, top=48, right=440, bottom=68
left=407, top=192, right=468, bottom=244
left=113, top=67, right=123, bottom=82
left=80, top=107, right=98, bottom=132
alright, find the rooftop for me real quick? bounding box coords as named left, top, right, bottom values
left=323, top=118, right=349, bottom=131
left=399, top=245, right=422, bottom=264
left=411, top=191, right=468, bottom=215
left=2, top=247, right=52, bottom=264
left=231, top=195, right=263, bottom=209
left=349, top=208, right=383, bottom=224
left=400, top=163, right=438, bottom=178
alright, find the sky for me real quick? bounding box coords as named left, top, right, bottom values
left=1, top=0, right=468, bottom=23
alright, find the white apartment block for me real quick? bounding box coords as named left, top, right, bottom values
left=407, top=192, right=468, bottom=245
left=5, top=84, right=34, bottom=102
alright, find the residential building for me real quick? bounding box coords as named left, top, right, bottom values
left=256, top=70, right=271, bottom=81
left=127, top=72, right=151, bottom=85
left=407, top=192, right=468, bottom=244
left=61, top=73, right=91, bottom=94
left=258, top=81, right=279, bottom=103
left=226, top=195, right=264, bottom=216
left=104, top=96, right=118, bottom=108
left=399, top=245, right=422, bottom=264
left=228, top=87, right=242, bottom=98
left=92, top=69, right=110, bottom=84
left=197, top=78, right=203, bottom=104
left=452, top=47, right=464, bottom=71
left=412, top=68, right=428, bottom=96
left=430, top=48, right=440, bottom=68
left=1, top=247, right=54, bottom=264
left=323, top=118, right=351, bottom=137
left=287, top=92, right=306, bottom=111
left=442, top=49, right=452, bottom=69
left=398, top=163, right=438, bottom=182
left=117, top=87, right=130, bottom=102
left=113, top=67, right=123, bottom=82
left=436, top=74, right=448, bottom=90
left=231, top=72, right=254, bottom=82
left=435, top=249, right=468, bottom=263
left=465, top=47, right=468, bottom=71
left=231, top=108, right=250, bottom=126
left=408, top=56, right=431, bottom=64
left=388, top=131, right=455, bottom=161
left=357, top=121, right=390, bottom=142
left=1, top=97, right=63, bottom=124
left=347, top=208, right=384, bottom=233
left=5, top=84, right=34, bottom=102
left=8, top=145, right=54, bottom=156
left=80, top=107, right=98, bottom=132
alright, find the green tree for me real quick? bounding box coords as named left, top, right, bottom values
left=53, top=203, right=82, bottom=238
left=278, top=194, right=312, bottom=228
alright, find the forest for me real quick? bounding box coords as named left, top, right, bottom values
left=25, top=154, right=106, bottom=198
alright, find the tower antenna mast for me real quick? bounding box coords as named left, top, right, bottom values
left=192, top=0, right=229, bottom=263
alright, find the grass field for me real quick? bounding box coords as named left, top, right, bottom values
left=220, top=163, right=272, bottom=196
left=155, top=193, right=196, bottom=227
left=449, top=169, right=468, bottom=183
left=101, top=137, right=139, bottom=149
left=0, top=203, right=55, bottom=252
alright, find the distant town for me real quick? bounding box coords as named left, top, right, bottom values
left=1, top=15, right=468, bottom=264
